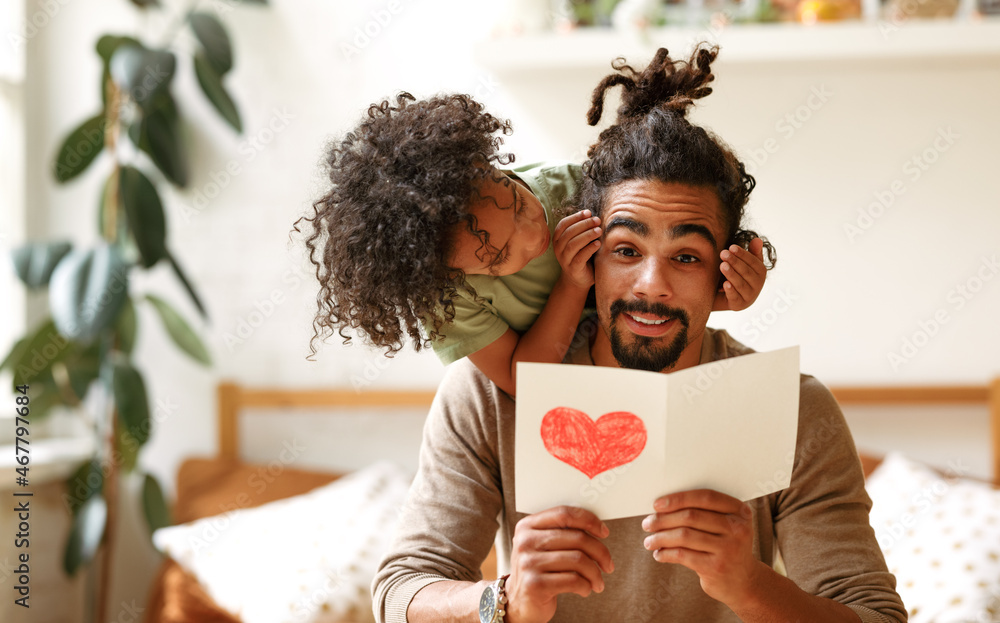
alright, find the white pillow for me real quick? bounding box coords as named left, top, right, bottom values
left=153, top=461, right=412, bottom=623
left=865, top=452, right=1000, bottom=623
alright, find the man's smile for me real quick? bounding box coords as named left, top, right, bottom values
left=623, top=312, right=676, bottom=338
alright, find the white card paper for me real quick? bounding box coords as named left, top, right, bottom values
left=515, top=346, right=800, bottom=520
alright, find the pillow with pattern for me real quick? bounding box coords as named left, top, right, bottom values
left=153, top=461, right=411, bottom=623
left=865, top=452, right=1000, bottom=623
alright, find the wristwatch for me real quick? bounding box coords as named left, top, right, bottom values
left=478, top=574, right=510, bottom=623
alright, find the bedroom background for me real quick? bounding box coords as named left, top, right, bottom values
left=1, top=0, right=998, bottom=621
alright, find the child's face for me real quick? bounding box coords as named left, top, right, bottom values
left=447, top=173, right=550, bottom=277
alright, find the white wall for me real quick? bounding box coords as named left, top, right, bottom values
left=18, top=0, right=1000, bottom=615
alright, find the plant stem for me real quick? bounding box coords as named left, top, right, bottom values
left=95, top=409, right=121, bottom=623
left=103, top=78, right=121, bottom=243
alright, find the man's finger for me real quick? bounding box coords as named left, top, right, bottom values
left=642, top=508, right=736, bottom=536
left=517, top=526, right=614, bottom=575
left=517, top=549, right=608, bottom=592
left=516, top=570, right=601, bottom=600
left=522, top=506, right=610, bottom=540
left=644, top=526, right=722, bottom=555
left=653, top=489, right=747, bottom=515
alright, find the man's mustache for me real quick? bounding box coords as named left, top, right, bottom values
left=609, top=300, right=690, bottom=328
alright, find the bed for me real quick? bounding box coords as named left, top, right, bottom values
left=143, top=378, right=1000, bottom=623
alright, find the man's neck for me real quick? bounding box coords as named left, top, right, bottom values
left=589, top=328, right=707, bottom=373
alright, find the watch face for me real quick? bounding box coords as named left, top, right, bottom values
left=479, top=586, right=496, bottom=623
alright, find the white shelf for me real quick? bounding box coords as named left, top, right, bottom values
left=0, top=436, right=95, bottom=489
left=475, top=18, right=1000, bottom=73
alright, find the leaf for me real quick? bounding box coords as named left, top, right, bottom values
left=129, top=0, right=161, bottom=7
left=141, top=473, right=172, bottom=535
left=109, top=45, right=176, bottom=109
left=0, top=337, right=27, bottom=375
left=189, top=12, right=233, bottom=75
left=119, top=165, right=167, bottom=268
left=53, top=114, right=106, bottom=183
left=65, top=341, right=102, bottom=400
left=112, top=360, right=151, bottom=446
left=65, top=459, right=104, bottom=515
left=116, top=424, right=140, bottom=472
left=3, top=318, right=71, bottom=388
left=166, top=251, right=208, bottom=319
left=193, top=53, right=242, bottom=133
left=97, top=36, right=141, bottom=109
left=97, top=35, right=142, bottom=64
left=26, top=382, right=60, bottom=420
left=116, top=297, right=138, bottom=356
left=11, top=241, right=72, bottom=288
left=49, top=244, right=130, bottom=342
left=145, top=294, right=212, bottom=365
left=63, top=494, right=107, bottom=576
left=134, top=93, right=188, bottom=187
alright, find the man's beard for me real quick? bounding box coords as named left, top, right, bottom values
left=607, top=299, right=690, bottom=372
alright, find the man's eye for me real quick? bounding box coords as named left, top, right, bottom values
left=613, top=247, right=639, bottom=258
left=675, top=254, right=699, bottom=264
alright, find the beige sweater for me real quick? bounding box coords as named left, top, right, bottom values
left=373, top=328, right=908, bottom=623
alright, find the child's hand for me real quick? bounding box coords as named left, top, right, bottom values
left=554, top=210, right=602, bottom=291
left=713, top=238, right=767, bottom=312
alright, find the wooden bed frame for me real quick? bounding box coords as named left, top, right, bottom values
left=216, top=379, right=1000, bottom=483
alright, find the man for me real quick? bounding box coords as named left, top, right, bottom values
left=373, top=45, right=907, bottom=623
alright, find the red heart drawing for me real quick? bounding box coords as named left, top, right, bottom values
left=540, top=407, right=647, bottom=479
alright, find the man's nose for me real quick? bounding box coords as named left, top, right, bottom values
left=631, top=257, right=673, bottom=299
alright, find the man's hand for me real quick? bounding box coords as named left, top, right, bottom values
left=554, top=210, right=602, bottom=291
left=642, top=489, right=766, bottom=608
left=713, top=238, right=767, bottom=312
left=506, top=506, right=614, bottom=623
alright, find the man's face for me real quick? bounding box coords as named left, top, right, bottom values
left=592, top=180, right=725, bottom=373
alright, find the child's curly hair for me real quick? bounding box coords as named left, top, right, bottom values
left=297, top=92, right=514, bottom=357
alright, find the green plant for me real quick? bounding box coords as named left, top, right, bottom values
left=0, top=0, right=266, bottom=618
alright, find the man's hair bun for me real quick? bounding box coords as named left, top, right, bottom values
left=586, top=44, right=719, bottom=127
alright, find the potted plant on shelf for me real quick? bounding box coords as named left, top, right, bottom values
left=0, top=0, right=266, bottom=619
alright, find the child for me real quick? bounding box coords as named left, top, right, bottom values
left=300, top=92, right=769, bottom=396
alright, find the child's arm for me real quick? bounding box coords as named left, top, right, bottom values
left=712, top=237, right=767, bottom=312
left=468, top=210, right=602, bottom=396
